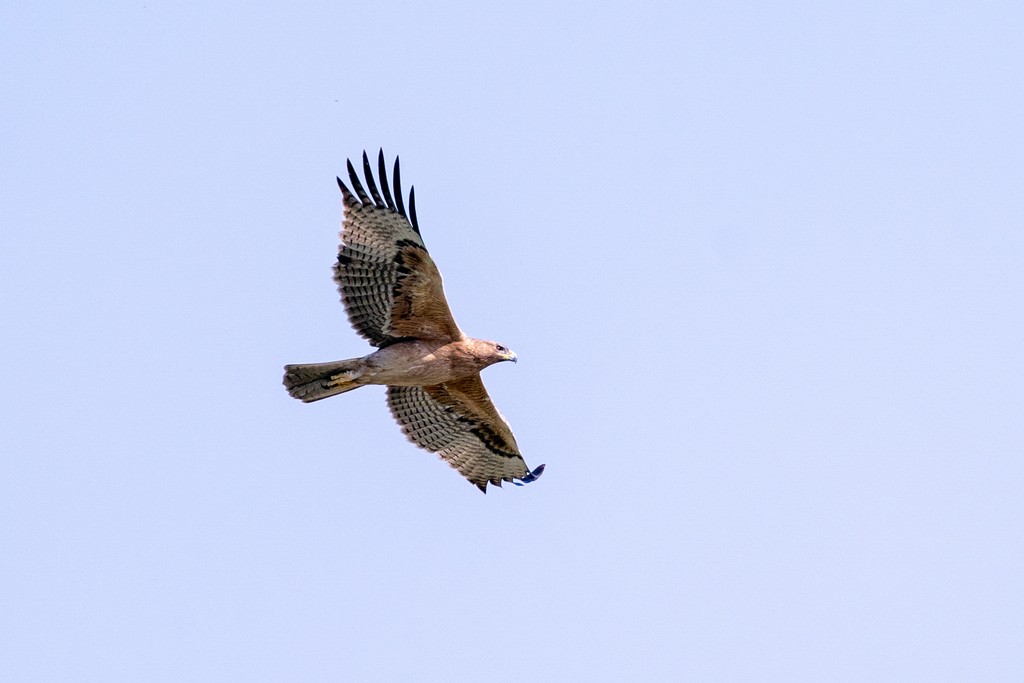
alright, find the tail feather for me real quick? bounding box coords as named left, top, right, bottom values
left=283, top=359, right=364, bottom=403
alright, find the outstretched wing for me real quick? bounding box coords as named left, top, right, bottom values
left=333, top=150, right=464, bottom=348
left=386, top=374, right=531, bottom=493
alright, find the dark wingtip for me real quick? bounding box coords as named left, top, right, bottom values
left=346, top=159, right=370, bottom=203
left=513, top=463, right=546, bottom=486
left=393, top=156, right=406, bottom=218
left=336, top=176, right=352, bottom=198
left=477, top=482, right=487, bottom=494
left=377, top=149, right=396, bottom=211
left=361, top=150, right=384, bottom=207
left=409, top=185, right=420, bottom=235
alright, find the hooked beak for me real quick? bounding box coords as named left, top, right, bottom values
left=505, top=350, right=518, bottom=364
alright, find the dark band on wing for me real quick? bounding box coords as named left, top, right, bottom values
left=464, top=420, right=520, bottom=459
left=386, top=239, right=428, bottom=326
left=425, top=387, right=519, bottom=459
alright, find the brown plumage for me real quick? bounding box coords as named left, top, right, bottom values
left=283, top=150, right=543, bottom=493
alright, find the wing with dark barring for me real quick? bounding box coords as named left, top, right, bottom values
left=333, top=150, right=463, bottom=347
left=386, top=375, right=539, bottom=493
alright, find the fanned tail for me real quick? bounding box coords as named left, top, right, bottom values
left=283, top=359, right=364, bottom=403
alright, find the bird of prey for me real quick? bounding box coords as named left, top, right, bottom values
left=283, top=150, right=545, bottom=493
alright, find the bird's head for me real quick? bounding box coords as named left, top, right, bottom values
left=461, top=338, right=518, bottom=369
left=485, top=340, right=517, bottom=364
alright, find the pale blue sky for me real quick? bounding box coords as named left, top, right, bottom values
left=2, top=1, right=1022, bottom=681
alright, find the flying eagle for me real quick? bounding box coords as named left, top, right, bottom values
left=284, top=150, right=545, bottom=493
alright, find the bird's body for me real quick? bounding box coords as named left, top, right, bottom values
left=284, top=338, right=514, bottom=399
left=283, top=150, right=544, bottom=493
left=363, top=338, right=512, bottom=387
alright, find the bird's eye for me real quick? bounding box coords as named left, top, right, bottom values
left=496, top=345, right=506, bottom=352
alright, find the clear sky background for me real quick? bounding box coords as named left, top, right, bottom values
left=2, top=1, right=1022, bottom=681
